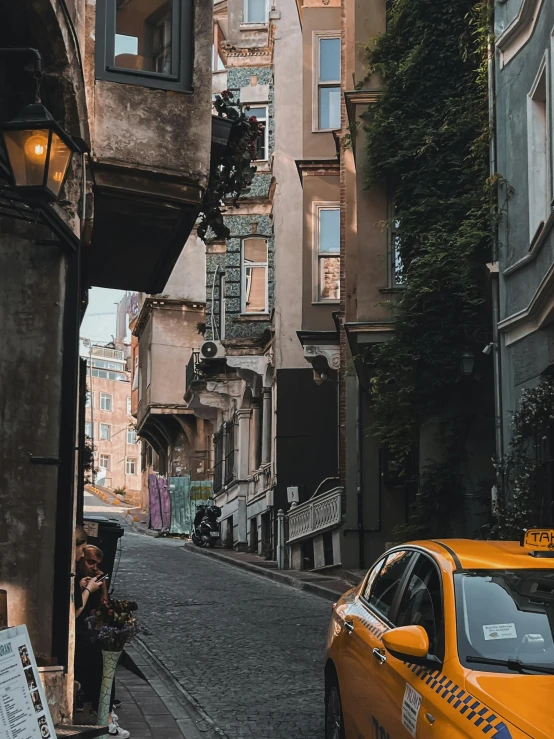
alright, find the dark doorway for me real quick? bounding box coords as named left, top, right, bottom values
left=323, top=531, right=334, bottom=567
left=302, top=539, right=315, bottom=571
left=249, top=517, right=259, bottom=554
left=261, top=512, right=272, bottom=559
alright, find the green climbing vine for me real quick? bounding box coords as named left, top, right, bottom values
left=361, top=0, right=496, bottom=538
left=197, top=91, right=263, bottom=241
left=491, top=382, right=554, bottom=540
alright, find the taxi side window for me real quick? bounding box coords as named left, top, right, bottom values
left=396, top=555, right=444, bottom=659
left=365, top=550, right=416, bottom=621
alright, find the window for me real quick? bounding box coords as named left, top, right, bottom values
left=390, top=209, right=404, bottom=286
left=244, top=0, right=268, bottom=24
left=86, top=391, right=93, bottom=409
left=100, top=393, right=112, bottom=411
left=92, top=368, right=127, bottom=381
left=366, top=550, right=415, bottom=621
left=396, top=555, right=443, bottom=658
left=528, top=59, right=550, bottom=241
left=85, top=422, right=93, bottom=438
left=315, top=206, right=340, bottom=301
left=99, top=454, right=110, bottom=470
left=218, top=272, right=226, bottom=340
left=315, top=35, right=340, bottom=131
left=214, top=429, right=224, bottom=492
left=127, top=397, right=132, bottom=414
left=212, top=45, right=225, bottom=72
left=225, top=417, right=235, bottom=483
left=242, top=238, right=268, bottom=314
left=99, top=423, right=111, bottom=441
left=96, top=0, right=194, bottom=92
left=146, top=348, right=152, bottom=387
left=126, top=458, right=137, bottom=475
left=455, top=570, right=554, bottom=673
left=244, top=106, right=268, bottom=161
left=127, top=428, right=137, bottom=444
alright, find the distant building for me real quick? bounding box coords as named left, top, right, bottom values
left=84, top=345, right=141, bottom=503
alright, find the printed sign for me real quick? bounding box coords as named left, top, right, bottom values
left=402, top=683, right=422, bottom=737
left=522, top=529, right=554, bottom=551
left=483, top=623, right=517, bottom=641
left=83, top=522, right=99, bottom=538
left=0, top=625, right=56, bottom=739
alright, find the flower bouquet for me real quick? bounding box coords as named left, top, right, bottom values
left=87, top=599, right=145, bottom=651
left=86, top=600, right=147, bottom=734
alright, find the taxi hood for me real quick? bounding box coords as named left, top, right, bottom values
left=466, top=672, right=554, bottom=739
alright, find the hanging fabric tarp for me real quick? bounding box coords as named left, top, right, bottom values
left=168, top=476, right=191, bottom=535
left=149, top=474, right=163, bottom=531
left=158, top=476, right=171, bottom=532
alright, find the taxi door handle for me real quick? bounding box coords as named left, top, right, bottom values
left=372, top=648, right=387, bottom=664
left=344, top=620, right=355, bottom=634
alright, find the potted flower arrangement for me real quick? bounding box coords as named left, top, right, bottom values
left=87, top=600, right=146, bottom=733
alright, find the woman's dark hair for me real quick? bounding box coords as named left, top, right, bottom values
left=75, top=525, right=88, bottom=547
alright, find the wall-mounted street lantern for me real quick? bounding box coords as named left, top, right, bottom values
left=460, top=348, right=475, bottom=377
left=2, top=103, right=80, bottom=202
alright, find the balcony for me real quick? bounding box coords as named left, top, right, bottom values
left=287, top=487, right=343, bottom=544
left=186, top=351, right=201, bottom=393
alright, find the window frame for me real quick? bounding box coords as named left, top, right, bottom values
left=312, top=32, right=341, bottom=133
left=224, top=416, right=236, bottom=484
left=99, top=422, right=112, bottom=441
left=395, top=552, right=445, bottom=661
left=527, top=54, right=551, bottom=242
left=99, top=454, right=110, bottom=470
left=243, top=0, right=269, bottom=25
left=100, top=392, right=113, bottom=412
left=313, top=202, right=340, bottom=303
left=86, top=391, right=93, bottom=409
left=243, top=105, right=269, bottom=162
left=95, top=0, right=194, bottom=93
left=213, top=428, right=224, bottom=492
left=241, top=236, right=269, bottom=315
left=360, top=549, right=418, bottom=627
left=126, top=457, right=137, bottom=475
left=127, top=397, right=132, bottom=414
left=127, top=427, right=137, bottom=444
left=85, top=421, right=93, bottom=438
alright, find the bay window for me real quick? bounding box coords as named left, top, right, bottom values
left=244, top=0, right=268, bottom=24
left=244, top=106, right=268, bottom=161
left=96, top=0, right=194, bottom=91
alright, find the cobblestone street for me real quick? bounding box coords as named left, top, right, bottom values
left=96, top=498, right=330, bottom=738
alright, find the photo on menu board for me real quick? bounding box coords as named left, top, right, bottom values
left=31, top=690, right=43, bottom=713
left=18, top=646, right=31, bottom=669
left=37, top=715, right=51, bottom=739
left=24, top=666, right=38, bottom=691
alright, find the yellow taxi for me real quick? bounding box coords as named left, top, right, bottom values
left=325, top=531, right=554, bottom=739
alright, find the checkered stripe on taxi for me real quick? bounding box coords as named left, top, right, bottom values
left=408, top=665, right=512, bottom=738
left=349, top=601, right=387, bottom=638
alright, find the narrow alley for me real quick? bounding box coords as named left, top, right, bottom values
left=86, top=493, right=330, bottom=739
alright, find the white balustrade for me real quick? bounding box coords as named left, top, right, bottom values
left=286, top=487, right=343, bottom=543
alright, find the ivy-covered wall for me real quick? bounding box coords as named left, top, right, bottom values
left=360, top=0, right=495, bottom=538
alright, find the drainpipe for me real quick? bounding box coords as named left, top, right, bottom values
left=489, top=10, right=505, bottom=502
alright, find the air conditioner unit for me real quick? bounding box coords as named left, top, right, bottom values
left=200, top=340, right=226, bottom=360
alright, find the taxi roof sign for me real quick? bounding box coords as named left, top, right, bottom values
left=521, top=529, right=554, bottom=557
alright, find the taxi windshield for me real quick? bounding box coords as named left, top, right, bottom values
left=454, top=570, right=554, bottom=674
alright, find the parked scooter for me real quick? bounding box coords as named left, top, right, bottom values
left=191, top=504, right=221, bottom=547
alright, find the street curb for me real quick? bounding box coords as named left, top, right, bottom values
left=130, top=637, right=230, bottom=739
left=123, top=512, right=160, bottom=537
left=181, top=542, right=345, bottom=602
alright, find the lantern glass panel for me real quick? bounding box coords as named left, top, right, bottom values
left=3, top=129, right=50, bottom=187
left=47, top=132, right=72, bottom=197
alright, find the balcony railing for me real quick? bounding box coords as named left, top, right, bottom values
left=186, top=351, right=200, bottom=391
left=287, top=487, right=343, bottom=544
left=92, top=346, right=124, bottom=360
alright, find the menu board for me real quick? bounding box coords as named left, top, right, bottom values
left=0, top=626, right=56, bottom=739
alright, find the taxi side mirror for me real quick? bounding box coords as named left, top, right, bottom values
left=382, top=625, right=430, bottom=664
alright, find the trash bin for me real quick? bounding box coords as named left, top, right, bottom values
left=82, top=516, right=124, bottom=587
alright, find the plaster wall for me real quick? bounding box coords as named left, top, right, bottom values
left=148, top=305, right=205, bottom=407
left=0, top=225, right=64, bottom=659
left=302, top=7, right=341, bottom=159
left=273, top=0, right=305, bottom=370
left=162, top=232, right=207, bottom=302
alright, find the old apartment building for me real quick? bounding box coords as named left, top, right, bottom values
left=0, top=0, right=213, bottom=719
left=83, top=344, right=141, bottom=501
